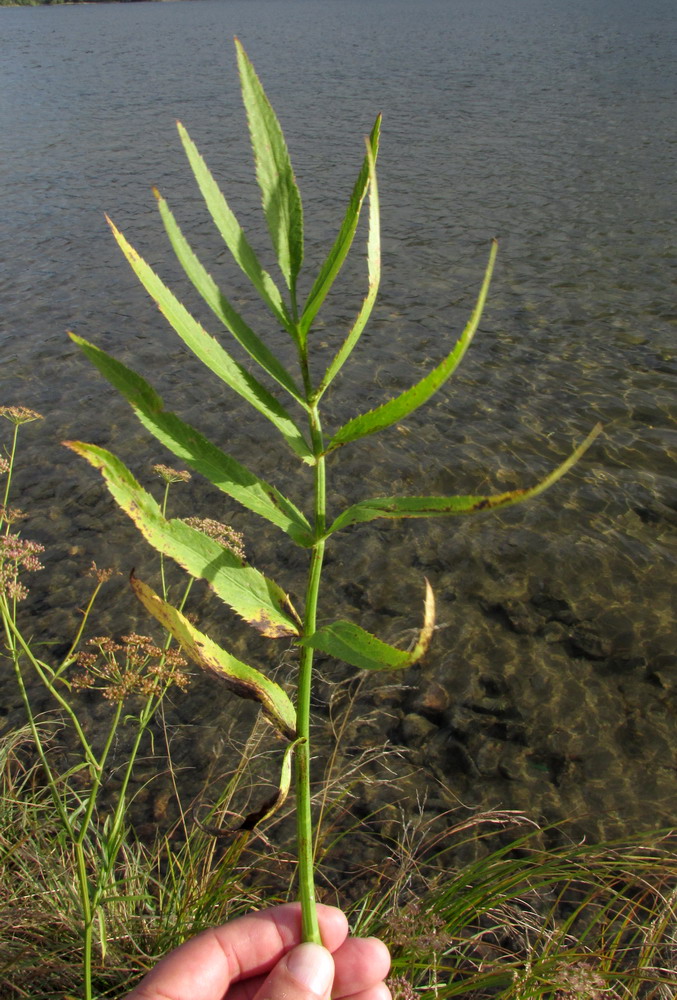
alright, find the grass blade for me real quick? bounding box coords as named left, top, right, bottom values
left=70, top=335, right=314, bottom=547
left=314, top=134, right=381, bottom=401
left=108, top=217, right=313, bottom=463
left=131, top=574, right=297, bottom=738
left=177, top=121, right=294, bottom=335
left=325, top=425, right=602, bottom=535
left=300, top=116, right=381, bottom=341
left=326, top=240, right=497, bottom=453
left=154, top=189, right=305, bottom=406
left=64, top=442, right=301, bottom=638
left=299, top=581, right=434, bottom=671
left=235, top=38, right=304, bottom=297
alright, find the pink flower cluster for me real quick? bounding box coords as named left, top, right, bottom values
left=0, top=533, right=45, bottom=600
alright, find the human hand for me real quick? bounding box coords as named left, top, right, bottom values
left=124, top=902, right=391, bottom=1000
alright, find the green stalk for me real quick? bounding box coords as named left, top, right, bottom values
left=295, top=402, right=325, bottom=944
left=1, top=422, right=19, bottom=516
left=75, top=840, right=94, bottom=1000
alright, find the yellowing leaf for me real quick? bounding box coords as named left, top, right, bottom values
left=131, top=574, right=297, bottom=739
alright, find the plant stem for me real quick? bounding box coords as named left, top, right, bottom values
left=295, top=403, right=325, bottom=944
left=1, top=423, right=19, bottom=515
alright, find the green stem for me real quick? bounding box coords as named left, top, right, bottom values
left=75, top=840, right=94, bottom=1000
left=1, top=423, right=19, bottom=515
left=160, top=481, right=170, bottom=599
left=295, top=403, right=325, bottom=944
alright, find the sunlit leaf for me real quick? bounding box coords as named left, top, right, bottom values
left=299, top=580, right=435, bottom=671
left=325, top=424, right=603, bottom=535
left=154, top=189, right=305, bottom=405
left=236, top=38, right=304, bottom=297
left=326, top=240, right=498, bottom=452
left=131, top=574, right=297, bottom=738
left=64, top=441, right=300, bottom=638
left=300, top=116, right=381, bottom=342
left=314, top=134, right=381, bottom=402
left=70, top=335, right=314, bottom=546
left=107, top=217, right=313, bottom=463
left=177, top=121, right=294, bottom=335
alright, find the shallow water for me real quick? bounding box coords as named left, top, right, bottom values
left=1, top=0, right=676, bottom=841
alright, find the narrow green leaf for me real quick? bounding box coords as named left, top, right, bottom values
left=299, top=580, right=435, bottom=672
left=107, top=217, right=313, bottom=463
left=326, top=240, right=498, bottom=453
left=194, top=738, right=302, bottom=834
left=131, top=574, right=297, bottom=738
left=70, top=334, right=314, bottom=547
left=64, top=441, right=300, bottom=638
left=154, top=189, right=305, bottom=406
left=314, top=133, right=381, bottom=402
left=176, top=121, right=294, bottom=336
left=300, top=116, right=381, bottom=341
left=325, top=424, right=603, bottom=536
left=235, top=38, right=304, bottom=295
left=231, top=737, right=301, bottom=829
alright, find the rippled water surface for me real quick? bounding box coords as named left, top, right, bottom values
left=1, top=0, right=676, bottom=842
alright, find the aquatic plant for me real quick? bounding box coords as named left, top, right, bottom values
left=67, top=40, right=600, bottom=943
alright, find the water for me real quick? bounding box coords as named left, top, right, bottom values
left=1, top=0, right=676, bottom=844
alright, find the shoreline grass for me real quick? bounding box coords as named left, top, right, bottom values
left=1, top=399, right=675, bottom=1000
left=1, top=717, right=675, bottom=999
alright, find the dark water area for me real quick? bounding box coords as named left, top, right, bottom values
left=1, top=0, right=676, bottom=847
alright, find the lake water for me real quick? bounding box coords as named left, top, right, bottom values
left=1, top=0, right=676, bottom=848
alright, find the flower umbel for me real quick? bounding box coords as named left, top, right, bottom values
left=183, top=517, right=246, bottom=562
left=0, top=406, right=43, bottom=426
left=85, top=561, right=119, bottom=585
left=71, top=633, right=190, bottom=702
left=0, top=533, right=45, bottom=601
left=0, top=506, right=27, bottom=527
left=153, top=463, right=192, bottom=484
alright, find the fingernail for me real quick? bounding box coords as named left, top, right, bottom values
left=286, top=943, right=334, bottom=995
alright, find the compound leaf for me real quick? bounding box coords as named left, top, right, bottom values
left=299, top=580, right=435, bottom=671
left=108, top=217, right=313, bottom=463
left=314, top=133, right=381, bottom=401
left=64, top=441, right=300, bottom=638
left=326, top=424, right=602, bottom=535
left=70, top=335, right=314, bottom=547
left=236, top=38, right=304, bottom=296
left=154, top=189, right=305, bottom=405
left=177, top=121, right=294, bottom=335
left=131, top=574, right=297, bottom=738
left=300, top=116, right=381, bottom=341
left=326, top=240, right=497, bottom=452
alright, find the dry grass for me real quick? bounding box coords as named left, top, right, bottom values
left=0, top=710, right=676, bottom=1000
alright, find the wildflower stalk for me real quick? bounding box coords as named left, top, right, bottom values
left=1, top=423, right=18, bottom=515
left=67, top=40, right=601, bottom=946
left=1, top=414, right=193, bottom=997
left=295, top=404, right=327, bottom=942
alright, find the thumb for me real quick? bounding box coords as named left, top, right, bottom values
left=254, top=943, right=335, bottom=1000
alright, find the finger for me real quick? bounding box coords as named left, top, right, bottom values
left=340, top=984, right=392, bottom=1000
left=125, top=904, right=348, bottom=1000
left=228, top=935, right=391, bottom=1000
left=332, top=937, right=391, bottom=999
left=253, top=943, right=335, bottom=1000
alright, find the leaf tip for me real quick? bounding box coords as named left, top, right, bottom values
left=62, top=439, right=86, bottom=458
